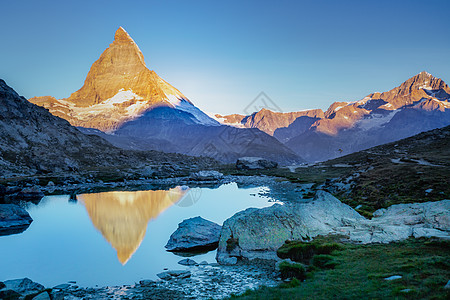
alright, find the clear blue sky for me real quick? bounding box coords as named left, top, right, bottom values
left=1, top=0, right=450, bottom=114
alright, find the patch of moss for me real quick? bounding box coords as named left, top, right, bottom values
left=226, top=237, right=239, bottom=252
left=311, top=254, right=337, bottom=269
left=277, top=240, right=342, bottom=264
left=278, top=262, right=307, bottom=280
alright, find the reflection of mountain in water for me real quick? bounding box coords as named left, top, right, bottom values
left=79, top=187, right=187, bottom=264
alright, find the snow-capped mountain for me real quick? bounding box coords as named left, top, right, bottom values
left=219, top=71, right=450, bottom=161
left=30, top=27, right=301, bottom=164
left=30, top=27, right=218, bottom=132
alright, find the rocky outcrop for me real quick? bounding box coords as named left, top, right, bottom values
left=216, top=191, right=450, bottom=264
left=236, top=157, right=278, bottom=170
left=165, top=216, right=222, bottom=252
left=0, top=204, right=33, bottom=236
left=340, top=200, right=450, bottom=243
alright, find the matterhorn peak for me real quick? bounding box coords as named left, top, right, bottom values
left=114, top=26, right=134, bottom=43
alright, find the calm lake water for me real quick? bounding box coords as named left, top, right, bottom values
left=0, top=183, right=277, bottom=287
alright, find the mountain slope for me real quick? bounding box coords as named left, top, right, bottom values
left=0, top=79, right=217, bottom=178
left=29, top=27, right=301, bottom=164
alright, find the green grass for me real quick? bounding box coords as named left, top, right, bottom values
left=231, top=238, right=450, bottom=299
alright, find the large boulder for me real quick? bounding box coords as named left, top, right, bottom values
left=0, top=204, right=33, bottom=236
left=216, top=191, right=450, bottom=264
left=236, top=157, right=278, bottom=170
left=216, top=191, right=363, bottom=263
left=2, top=278, right=45, bottom=298
left=165, top=216, right=222, bottom=252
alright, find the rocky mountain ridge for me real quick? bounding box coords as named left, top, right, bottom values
left=219, top=71, right=450, bottom=161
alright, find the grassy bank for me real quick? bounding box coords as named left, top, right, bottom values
left=231, top=238, right=450, bottom=299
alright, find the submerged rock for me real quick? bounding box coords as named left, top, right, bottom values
left=236, top=157, right=278, bottom=170
left=0, top=204, right=33, bottom=236
left=178, top=258, right=197, bottom=266
left=165, top=216, right=222, bottom=252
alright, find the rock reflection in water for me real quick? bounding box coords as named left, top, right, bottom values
left=79, top=187, right=188, bottom=264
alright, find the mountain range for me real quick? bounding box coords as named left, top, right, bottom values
left=218, top=71, right=450, bottom=161
left=29, top=27, right=299, bottom=164
left=27, top=27, right=450, bottom=163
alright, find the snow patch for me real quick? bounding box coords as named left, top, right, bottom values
left=356, top=110, right=399, bottom=130
left=103, top=89, right=143, bottom=105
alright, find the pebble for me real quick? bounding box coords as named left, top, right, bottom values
left=384, top=275, right=402, bottom=281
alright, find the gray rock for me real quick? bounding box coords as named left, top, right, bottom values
left=217, top=191, right=363, bottom=263
left=190, top=171, right=224, bottom=180
left=52, top=283, right=71, bottom=289
left=165, top=216, right=222, bottom=251
left=157, top=270, right=191, bottom=280
left=344, top=200, right=450, bottom=243
left=219, top=256, right=238, bottom=265
left=32, top=291, right=51, bottom=300
left=0, top=289, right=21, bottom=299
left=178, top=258, right=197, bottom=266
left=384, top=275, right=402, bottom=281
left=3, top=278, right=45, bottom=297
left=236, top=157, right=278, bottom=170
left=0, top=204, right=33, bottom=236
left=17, top=186, right=44, bottom=202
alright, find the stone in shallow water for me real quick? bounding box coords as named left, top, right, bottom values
left=52, top=283, right=71, bottom=289
left=165, top=216, right=221, bottom=252
left=139, top=280, right=154, bottom=286
left=178, top=258, right=197, bottom=266
left=157, top=270, right=191, bottom=281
